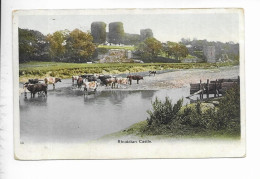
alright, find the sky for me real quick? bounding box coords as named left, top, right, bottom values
left=18, top=12, right=240, bottom=43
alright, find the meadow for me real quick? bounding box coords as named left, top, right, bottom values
left=19, top=61, right=238, bottom=82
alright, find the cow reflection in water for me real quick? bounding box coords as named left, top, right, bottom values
left=23, top=96, right=47, bottom=106
left=83, top=90, right=100, bottom=103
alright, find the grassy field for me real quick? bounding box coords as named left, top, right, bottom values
left=97, top=45, right=135, bottom=51
left=19, top=61, right=238, bottom=82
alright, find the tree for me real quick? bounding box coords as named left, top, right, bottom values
left=108, top=22, right=124, bottom=44
left=91, top=22, right=107, bottom=44
left=136, top=37, right=162, bottom=60
left=66, top=29, right=96, bottom=63
left=164, top=41, right=188, bottom=60
left=19, top=28, right=48, bottom=62
left=46, top=30, right=68, bottom=61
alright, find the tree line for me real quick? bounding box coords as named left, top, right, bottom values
left=180, top=38, right=240, bottom=61
left=19, top=28, right=96, bottom=63
left=19, top=26, right=239, bottom=63
left=19, top=27, right=189, bottom=63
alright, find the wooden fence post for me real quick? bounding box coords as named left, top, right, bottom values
left=214, top=80, right=217, bottom=97
left=216, top=79, right=219, bottom=97
left=199, top=80, right=202, bottom=99
left=207, top=79, right=209, bottom=99
left=200, top=80, right=204, bottom=99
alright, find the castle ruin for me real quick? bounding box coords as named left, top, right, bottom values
left=203, top=46, right=216, bottom=63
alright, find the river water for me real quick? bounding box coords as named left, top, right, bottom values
left=19, top=79, right=190, bottom=144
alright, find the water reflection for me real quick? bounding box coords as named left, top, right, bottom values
left=141, top=90, right=155, bottom=99
left=22, top=96, right=48, bottom=106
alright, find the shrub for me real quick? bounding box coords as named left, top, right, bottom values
left=50, top=71, right=57, bottom=77
left=147, top=97, right=183, bottom=126
left=144, top=83, right=240, bottom=136
left=213, top=83, right=240, bottom=131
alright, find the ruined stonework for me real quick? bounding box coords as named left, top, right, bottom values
left=203, top=46, right=216, bottom=63
left=140, top=29, right=153, bottom=41
left=99, top=49, right=133, bottom=63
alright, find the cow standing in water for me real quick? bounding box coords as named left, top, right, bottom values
left=116, top=78, right=129, bottom=88
left=83, top=81, right=98, bottom=92
left=98, top=75, right=112, bottom=86
left=77, top=77, right=84, bottom=88
left=72, top=76, right=80, bottom=84
left=105, top=77, right=117, bottom=88
left=44, top=77, right=61, bottom=89
left=24, top=83, right=48, bottom=98
left=127, top=75, right=144, bottom=85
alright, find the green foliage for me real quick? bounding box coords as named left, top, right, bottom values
left=19, top=61, right=237, bottom=81
left=147, top=97, right=183, bottom=126
left=144, top=84, right=240, bottom=137
left=66, top=29, right=96, bottom=62
left=164, top=41, right=189, bottom=60
left=96, top=48, right=109, bottom=54
left=136, top=37, right=162, bottom=60
left=97, top=45, right=135, bottom=51
left=213, top=83, right=240, bottom=132
left=46, top=30, right=68, bottom=60
left=19, top=28, right=49, bottom=63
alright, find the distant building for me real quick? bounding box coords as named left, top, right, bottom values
left=203, top=46, right=216, bottom=63
left=140, top=29, right=153, bottom=41
left=126, top=50, right=132, bottom=59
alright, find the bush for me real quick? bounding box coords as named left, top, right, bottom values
left=213, top=83, right=240, bottom=132
left=147, top=97, right=183, bottom=126
left=144, top=84, right=240, bottom=136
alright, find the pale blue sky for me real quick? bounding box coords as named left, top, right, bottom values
left=19, top=13, right=239, bottom=43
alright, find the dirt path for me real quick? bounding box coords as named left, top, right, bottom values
left=121, top=66, right=239, bottom=90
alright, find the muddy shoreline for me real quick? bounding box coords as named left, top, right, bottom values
left=107, top=65, right=239, bottom=90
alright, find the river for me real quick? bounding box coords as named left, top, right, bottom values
left=19, top=79, right=190, bottom=144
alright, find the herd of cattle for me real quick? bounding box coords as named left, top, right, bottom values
left=22, top=71, right=157, bottom=98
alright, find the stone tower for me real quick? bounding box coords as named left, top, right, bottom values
left=203, top=46, right=216, bottom=63
left=140, top=29, right=153, bottom=41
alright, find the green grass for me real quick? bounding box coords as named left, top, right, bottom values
left=98, top=45, right=135, bottom=51
left=102, top=119, right=240, bottom=140
left=19, top=61, right=239, bottom=82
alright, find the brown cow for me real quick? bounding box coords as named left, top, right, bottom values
left=105, top=77, right=117, bottom=88
left=77, top=77, right=84, bottom=88
left=127, top=75, right=144, bottom=85
left=44, top=77, right=61, bottom=89
left=25, top=83, right=47, bottom=98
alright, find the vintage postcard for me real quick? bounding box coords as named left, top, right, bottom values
left=13, top=9, right=245, bottom=159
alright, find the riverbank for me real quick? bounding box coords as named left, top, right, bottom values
left=99, top=120, right=240, bottom=142
left=97, top=65, right=240, bottom=141
left=99, top=97, right=241, bottom=141
left=19, top=61, right=238, bottom=82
